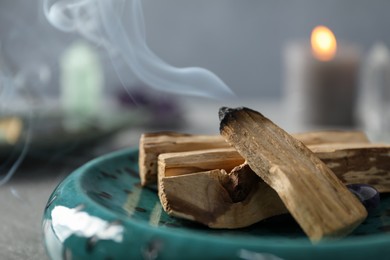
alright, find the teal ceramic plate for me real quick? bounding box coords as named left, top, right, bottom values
left=42, top=148, right=390, bottom=260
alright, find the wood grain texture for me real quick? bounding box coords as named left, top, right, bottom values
left=139, top=130, right=369, bottom=186
left=157, top=148, right=244, bottom=178
left=139, top=132, right=229, bottom=186
left=157, top=143, right=390, bottom=228
left=159, top=163, right=286, bottom=228
left=310, top=143, right=390, bottom=192
left=293, top=131, right=369, bottom=145
left=219, top=107, right=367, bottom=241
left=156, top=144, right=390, bottom=192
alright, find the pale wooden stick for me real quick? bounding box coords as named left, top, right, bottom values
left=139, top=130, right=369, bottom=186
left=158, top=144, right=390, bottom=192
left=310, top=143, right=390, bottom=193
left=159, top=163, right=287, bottom=229
left=293, top=131, right=369, bottom=145
left=158, top=144, right=390, bottom=228
left=158, top=148, right=244, bottom=178
left=219, top=107, right=367, bottom=242
left=139, top=132, right=229, bottom=186
left=157, top=148, right=244, bottom=225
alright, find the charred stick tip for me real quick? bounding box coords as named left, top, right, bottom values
left=218, top=107, right=232, bottom=121
left=219, top=106, right=263, bottom=132
left=219, top=107, right=244, bottom=131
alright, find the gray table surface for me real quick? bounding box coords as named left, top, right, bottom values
left=0, top=98, right=301, bottom=260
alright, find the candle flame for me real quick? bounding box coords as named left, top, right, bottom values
left=311, top=26, right=337, bottom=61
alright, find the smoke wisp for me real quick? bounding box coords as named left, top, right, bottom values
left=43, top=0, right=234, bottom=98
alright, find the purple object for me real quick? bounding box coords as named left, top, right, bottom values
left=347, top=184, right=380, bottom=212
left=116, top=88, right=180, bottom=116
left=116, top=87, right=183, bottom=127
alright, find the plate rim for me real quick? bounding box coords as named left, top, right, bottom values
left=43, top=147, right=390, bottom=258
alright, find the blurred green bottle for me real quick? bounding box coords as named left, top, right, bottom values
left=60, top=41, right=103, bottom=130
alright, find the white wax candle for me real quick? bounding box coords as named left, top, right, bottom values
left=284, top=28, right=360, bottom=128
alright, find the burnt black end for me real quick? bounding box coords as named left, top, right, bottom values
left=219, top=107, right=233, bottom=122
left=219, top=107, right=233, bottom=132
left=219, top=107, right=243, bottom=132
left=219, top=106, right=264, bottom=133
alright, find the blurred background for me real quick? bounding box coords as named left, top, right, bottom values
left=2, top=0, right=390, bottom=165
left=2, top=1, right=390, bottom=258
left=2, top=0, right=390, bottom=97
left=1, top=0, right=390, bottom=163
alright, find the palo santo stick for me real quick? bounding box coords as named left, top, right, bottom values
left=157, top=148, right=245, bottom=221
left=158, top=148, right=245, bottom=178
left=158, top=144, right=390, bottom=227
left=309, top=143, right=390, bottom=193
left=219, top=107, right=367, bottom=241
left=158, top=144, right=390, bottom=192
left=139, top=130, right=369, bottom=186
left=159, top=163, right=287, bottom=228
left=139, top=132, right=229, bottom=186
left=293, top=131, right=369, bottom=145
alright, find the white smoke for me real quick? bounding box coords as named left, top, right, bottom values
left=43, top=0, right=234, bottom=98
left=0, top=73, right=31, bottom=186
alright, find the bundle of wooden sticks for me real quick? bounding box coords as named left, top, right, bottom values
left=139, top=107, right=390, bottom=242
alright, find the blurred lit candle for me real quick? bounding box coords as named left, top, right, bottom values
left=284, top=25, right=360, bottom=128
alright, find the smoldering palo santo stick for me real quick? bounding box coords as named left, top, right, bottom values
left=219, top=107, right=367, bottom=242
